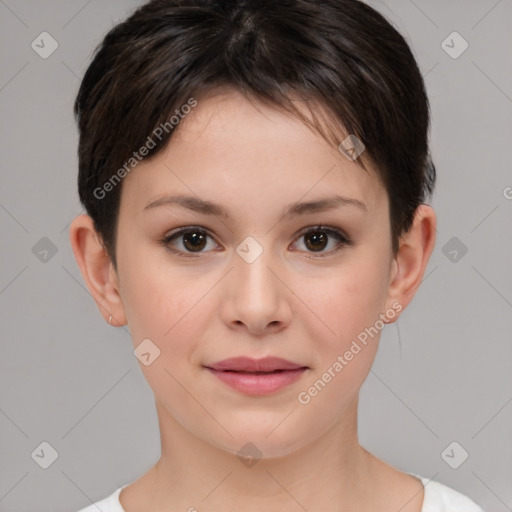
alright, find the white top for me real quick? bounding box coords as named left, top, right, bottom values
left=76, top=473, right=484, bottom=511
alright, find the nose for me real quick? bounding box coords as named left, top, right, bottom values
left=220, top=244, right=292, bottom=336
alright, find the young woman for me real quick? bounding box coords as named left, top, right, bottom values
left=71, top=1, right=484, bottom=510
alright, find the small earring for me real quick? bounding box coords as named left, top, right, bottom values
left=108, top=315, right=112, bottom=325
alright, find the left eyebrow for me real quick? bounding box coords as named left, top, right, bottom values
left=282, top=195, right=368, bottom=219
left=143, top=194, right=368, bottom=219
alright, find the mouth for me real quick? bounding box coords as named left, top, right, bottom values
left=203, top=357, right=309, bottom=395
left=205, top=356, right=307, bottom=372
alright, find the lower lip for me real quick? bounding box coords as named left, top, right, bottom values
left=206, top=368, right=307, bottom=396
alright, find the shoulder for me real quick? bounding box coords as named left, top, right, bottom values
left=411, top=474, right=485, bottom=512
left=75, top=484, right=127, bottom=512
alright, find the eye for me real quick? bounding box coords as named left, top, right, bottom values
left=291, top=225, right=352, bottom=258
left=158, top=226, right=219, bottom=257
left=158, top=224, right=352, bottom=258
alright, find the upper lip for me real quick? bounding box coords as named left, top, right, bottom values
left=205, top=357, right=307, bottom=372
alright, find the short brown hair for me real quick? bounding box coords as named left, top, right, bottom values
left=74, top=0, right=436, bottom=268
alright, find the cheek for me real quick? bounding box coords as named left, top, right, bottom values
left=293, top=252, right=390, bottom=401
left=302, top=255, right=389, bottom=345
left=117, top=256, right=212, bottom=403
left=117, top=244, right=203, bottom=349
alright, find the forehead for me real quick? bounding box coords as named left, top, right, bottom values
left=120, top=89, right=387, bottom=219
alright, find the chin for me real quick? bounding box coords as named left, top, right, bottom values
left=201, top=417, right=320, bottom=461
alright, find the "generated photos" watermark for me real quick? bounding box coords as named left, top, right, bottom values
left=93, top=97, right=198, bottom=200
left=297, top=301, right=402, bottom=405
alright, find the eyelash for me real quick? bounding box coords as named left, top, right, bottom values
left=158, top=225, right=353, bottom=259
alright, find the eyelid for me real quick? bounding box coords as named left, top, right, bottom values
left=294, top=224, right=350, bottom=243
left=163, top=225, right=216, bottom=240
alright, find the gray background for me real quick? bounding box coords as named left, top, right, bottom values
left=0, top=1, right=511, bottom=511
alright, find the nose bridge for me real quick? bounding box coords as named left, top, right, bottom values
left=223, top=234, right=291, bottom=333
left=233, top=234, right=278, bottom=296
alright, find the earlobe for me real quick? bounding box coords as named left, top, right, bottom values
left=384, top=204, right=437, bottom=321
left=69, top=214, right=127, bottom=327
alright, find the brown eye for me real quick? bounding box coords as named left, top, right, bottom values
left=181, top=230, right=207, bottom=252
left=293, top=226, right=352, bottom=258
left=159, top=227, right=218, bottom=256
left=304, top=230, right=328, bottom=252
left=159, top=225, right=352, bottom=259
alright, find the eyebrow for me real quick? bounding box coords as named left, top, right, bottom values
left=143, top=194, right=368, bottom=218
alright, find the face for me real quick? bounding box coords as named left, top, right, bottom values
left=113, top=89, right=398, bottom=458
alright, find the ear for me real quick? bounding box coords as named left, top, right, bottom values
left=383, top=204, right=437, bottom=323
left=69, top=214, right=127, bottom=327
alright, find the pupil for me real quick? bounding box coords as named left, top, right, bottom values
left=184, top=231, right=206, bottom=251
left=306, top=231, right=327, bottom=251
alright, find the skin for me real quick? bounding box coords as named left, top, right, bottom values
left=70, top=88, right=436, bottom=511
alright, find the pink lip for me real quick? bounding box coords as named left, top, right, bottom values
left=204, top=357, right=308, bottom=396
left=207, top=356, right=305, bottom=372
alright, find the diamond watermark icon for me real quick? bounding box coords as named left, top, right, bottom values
left=236, top=236, right=263, bottom=264
left=441, top=441, right=469, bottom=469
left=32, top=237, right=58, bottom=263
left=31, top=32, right=59, bottom=59
left=134, top=338, right=161, bottom=366
left=338, top=134, right=365, bottom=161
left=237, top=442, right=262, bottom=468
left=441, top=236, right=468, bottom=263
left=441, top=32, right=468, bottom=59
left=31, top=441, right=59, bottom=469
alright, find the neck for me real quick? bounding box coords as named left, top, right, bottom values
left=145, top=395, right=377, bottom=512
